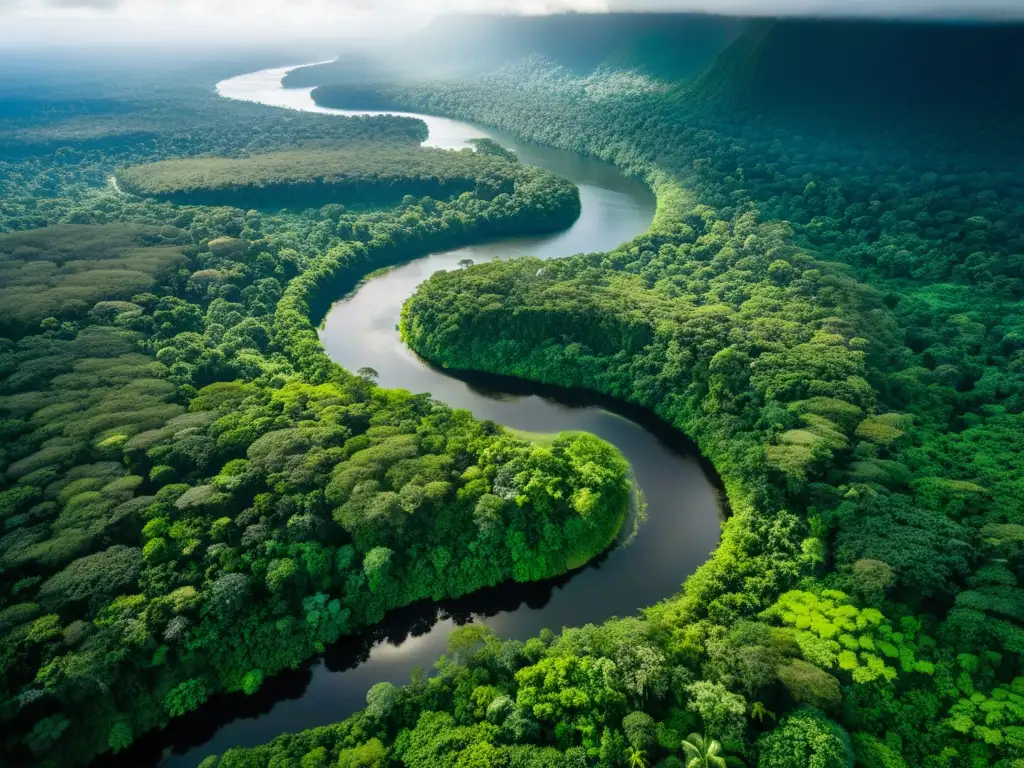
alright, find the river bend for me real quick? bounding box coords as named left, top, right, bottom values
left=124, top=63, right=723, bottom=767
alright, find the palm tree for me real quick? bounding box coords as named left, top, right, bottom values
left=625, top=746, right=648, bottom=768
left=681, top=733, right=745, bottom=768
left=750, top=701, right=775, bottom=723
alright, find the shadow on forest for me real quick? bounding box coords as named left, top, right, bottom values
left=104, top=563, right=586, bottom=764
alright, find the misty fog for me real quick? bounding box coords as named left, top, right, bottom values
left=2, top=0, right=1024, bottom=49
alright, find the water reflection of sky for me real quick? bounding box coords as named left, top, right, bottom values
left=217, top=63, right=490, bottom=150
left=133, top=62, right=721, bottom=768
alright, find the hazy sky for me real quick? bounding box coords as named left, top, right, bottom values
left=2, top=0, right=1023, bottom=46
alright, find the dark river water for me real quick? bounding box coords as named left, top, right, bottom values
left=117, top=63, right=723, bottom=767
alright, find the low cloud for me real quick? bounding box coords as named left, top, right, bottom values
left=605, top=0, right=1024, bottom=15
left=5, top=0, right=1024, bottom=16
left=48, top=0, right=119, bottom=7
left=1, top=0, right=1022, bottom=48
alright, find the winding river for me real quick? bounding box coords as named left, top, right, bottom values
left=120, top=63, right=723, bottom=767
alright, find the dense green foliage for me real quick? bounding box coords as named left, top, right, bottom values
left=0, top=85, right=426, bottom=161
left=280, top=15, right=1024, bottom=768
left=0, top=224, right=187, bottom=334
left=7, top=15, right=1024, bottom=767
left=115, top=145, right=564, bottom=212
left=0, top=81, right=426, bottom=234
left=0, top=70, right=624, bottom=767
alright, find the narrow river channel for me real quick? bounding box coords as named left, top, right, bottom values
left=118, top=62, right=723, bottom=767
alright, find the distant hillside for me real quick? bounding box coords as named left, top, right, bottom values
left=687, top=19, right=1024, bottom=116
left=285, top=13, right=741, bottom=87
left=297, top=13, right=1024, bottom=133
left=415, top=13, right=742, bottom=78
left=281, top=53, right=407, bottom=89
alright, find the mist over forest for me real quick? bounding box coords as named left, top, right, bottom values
left=2, top=6, right=1024, bottom=768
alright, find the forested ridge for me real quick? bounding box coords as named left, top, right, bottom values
left=0, top=70, right=626, bottom=767
left=285, top=13, right=741, bottom=85
left=264, top=14, right=1024, bottom=768
left=115, top=143, right=563, bottom=212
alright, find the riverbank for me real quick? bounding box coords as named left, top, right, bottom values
left=124, top=62, right=723, bottom=768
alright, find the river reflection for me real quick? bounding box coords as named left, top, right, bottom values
left=111, top=62, right=722, bottom=767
